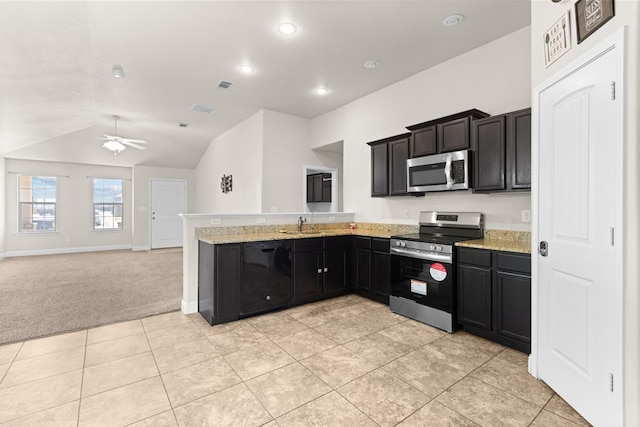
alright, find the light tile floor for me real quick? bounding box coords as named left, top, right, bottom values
left=0, top=294, right=592, bottom=426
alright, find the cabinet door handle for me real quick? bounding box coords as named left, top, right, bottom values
left=324, top=267, right=328, bottom=273
left=317, top=268, right=323, bottom=274
left=266, top=295, right=271, bottom=301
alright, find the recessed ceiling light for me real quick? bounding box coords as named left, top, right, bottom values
left=314, top=87, right=329, bottom=96
left=278, top=22, right=297, bottom=35
left=364, top=60, right=379, bottom=69
left=238, top=64, right=255, bottom=74
left=443, top=14, right=464, bottom=27
left=112, top=65, right=124, bottom=78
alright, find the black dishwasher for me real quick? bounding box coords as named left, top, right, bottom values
left=241, top=240, right=292, bottom=316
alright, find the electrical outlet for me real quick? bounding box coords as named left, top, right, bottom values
left=522, top=210, right=531, bottom=223
left=270, top=205, right=278, bottom=213
left=210, top=218, right=222, bottom=225
left=328, top=216, right=335, bottom=222
left=256, top=217, right=266, bottom=224
left=404, top=209, right=410, bottom=218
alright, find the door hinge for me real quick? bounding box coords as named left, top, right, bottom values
left=610, top=227, right=615, bottom=246
left=609, top=373, right=614, bottom=392
left=611, top=81, right=616, bottom=100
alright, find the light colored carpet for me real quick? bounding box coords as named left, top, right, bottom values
left=0, top=249, right=182, bottom=345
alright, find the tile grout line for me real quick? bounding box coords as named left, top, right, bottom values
left=76, top=329, right=88, bottom=427
left=142, top=319, right=178, bottom=423
left=0, top=341, right=24, bottom=385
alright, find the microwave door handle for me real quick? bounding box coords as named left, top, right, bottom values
left=444, top=155, right=454, bottom=189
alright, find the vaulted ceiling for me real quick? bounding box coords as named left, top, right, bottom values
left=0, top=1, right=530, bottom=169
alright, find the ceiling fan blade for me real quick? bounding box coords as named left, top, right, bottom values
left=120, top=140, right=146, bottom=150
left=121, top=138, right=147, bottom=144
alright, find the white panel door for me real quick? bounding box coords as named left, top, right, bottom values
left=537, top=44, right=621, bottom=425
left=151, top=179, right=186, bottom=249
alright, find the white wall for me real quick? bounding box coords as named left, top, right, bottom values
left=4, top=159, right=132, bottom=255
left=309, top=26, right=532, bottom=231
left=131, top=165, right=195, bottom=250
left=530, top=2, right=639, bottom=425
left=0, top=158, right=6, bottom=258
left=194, top=111, right=264, bottom=214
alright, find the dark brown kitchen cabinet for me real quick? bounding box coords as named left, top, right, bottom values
left=292, top=236, right=350, bottom=305
left=198, top=242, right=241, bottom=326
left=473, top=108, right=531, bottom=193
left=410, top=125, right=437, bottom=157
left=352, top=236, right=390, bottom=304
left=307, top=173, right=332, bottom=203
left=368, top=133, right=412, bottom=197
left=437, top=117, right=471, bottom=153
left=406, top=109, right=490, bottom=158
left=457, top=247, right=531, bottom=353
left=371, top=238, right=391, bottom=301
left=353, top=237, right=372, bottom=292
left=508, top=108, right=532, bottom=190
left=473, top=115, right=507, bottom=192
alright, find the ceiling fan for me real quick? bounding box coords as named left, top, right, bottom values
left=101, top=115, right=147, bottom=155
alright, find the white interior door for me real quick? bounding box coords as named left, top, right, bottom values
left=537, top=39, right=623, bottom=426
left=151, top=179, right=186, bottom=249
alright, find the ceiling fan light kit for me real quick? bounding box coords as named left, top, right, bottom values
left=101, top=115, right=148, bottom=155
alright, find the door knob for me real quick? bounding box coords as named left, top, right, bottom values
left=539, top=241, right=549, bottom=257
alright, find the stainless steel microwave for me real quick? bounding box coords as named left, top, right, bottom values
left=407, top=149, right=470, bottom=192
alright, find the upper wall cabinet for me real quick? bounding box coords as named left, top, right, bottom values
left=473, top=108, right=531, bottom=193
left=368, top=132, right=416, bottom=197
left=307, top=173, right=332, bottom=203
left=406, top=109, right=489, bottom=157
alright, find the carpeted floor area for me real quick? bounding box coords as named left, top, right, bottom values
left=0, top=249, right=182, bottom=345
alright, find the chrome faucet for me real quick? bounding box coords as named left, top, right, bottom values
left=297, top=216, right=307, bottom=232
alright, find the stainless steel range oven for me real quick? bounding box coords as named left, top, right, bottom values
left=390, top=211, right=483, bottom=332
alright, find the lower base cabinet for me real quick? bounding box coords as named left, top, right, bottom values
left=457, top=247, right=531, bottom=353
left=198, top=235, right=390, bottom=326
left=353, top=237, right=391, bottom=304
left=198, top=241, right=241, bottom=326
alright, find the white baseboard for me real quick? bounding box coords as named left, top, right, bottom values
left=0, top=252, right=5, bottom=261
left=4, top=244, right=133, bottom=258
left=132, top=245, right=151, bottom=251
left=181, top=299, right=198, bottom=314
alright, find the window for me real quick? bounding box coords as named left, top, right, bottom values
left=19, top=176, right=57, bottom=232
left=93, top=179, right=124, bottom=230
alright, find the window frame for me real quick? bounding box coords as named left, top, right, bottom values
left=92, top=178, right=124, bottom=231
left=18, top=175, right=57, bottom=233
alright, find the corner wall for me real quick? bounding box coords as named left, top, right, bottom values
left=309, top=26, right=533, bottom=231
left=531, top=2, right=639, bottom=425
left=0, top=158, right=6, bottom=259
left=194, top=111, right=264, bottom=214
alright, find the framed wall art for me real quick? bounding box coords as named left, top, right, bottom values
left=575, top=0, right=615, bottom=44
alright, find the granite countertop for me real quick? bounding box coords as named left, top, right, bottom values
left=455, top=230, right=532, bottom=254
left=196, top=222, right=418, bottom=245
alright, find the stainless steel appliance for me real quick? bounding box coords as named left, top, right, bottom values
left=390, top=211, right=484, bottom=332
left=407, top=149, right=470, bottom=192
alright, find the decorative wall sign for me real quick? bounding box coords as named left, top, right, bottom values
left=575, top=0, right=615, bottom=44
left=544, top=11, right=572, bottom=68
left=221, top=174, right=232, bottom=193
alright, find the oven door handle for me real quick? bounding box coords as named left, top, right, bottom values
left=390, top=247, right=452, bottom=263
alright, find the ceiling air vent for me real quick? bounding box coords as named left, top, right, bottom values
left=217, top=80, right=233, bottom=90
left=178, top=122, right=189, bottom=127
left=190, top=104, right=217, bottom=114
